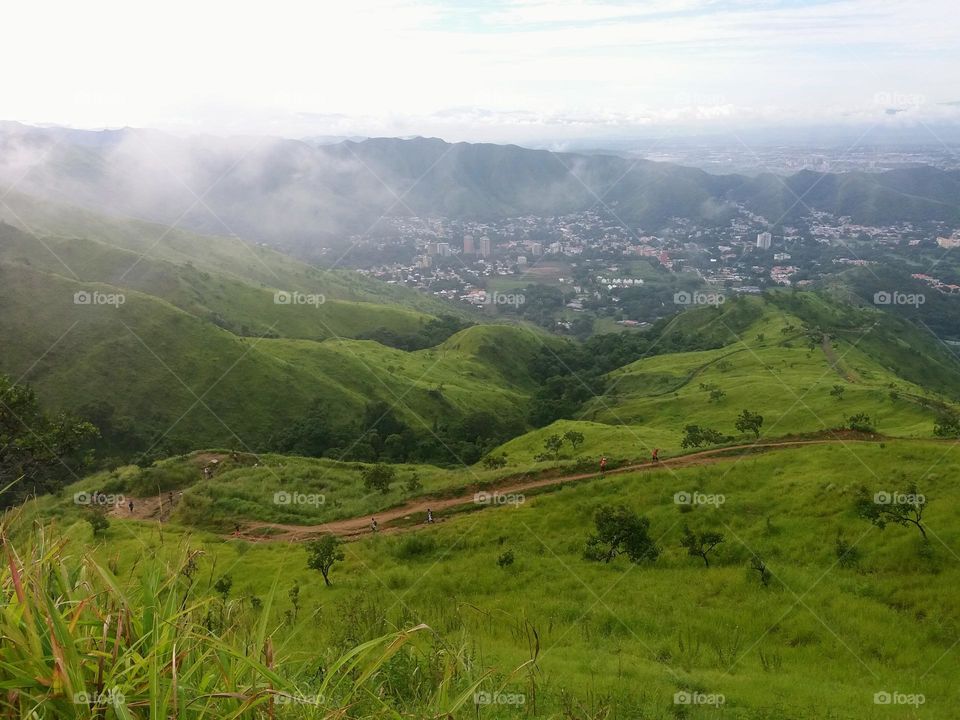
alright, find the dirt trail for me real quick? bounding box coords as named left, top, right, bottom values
left=822, top=334, right=859, bottom=383
left=230, top=438, right=863, bottom=543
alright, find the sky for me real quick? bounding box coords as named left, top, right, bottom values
left=3, top=0, right=958, bottom=144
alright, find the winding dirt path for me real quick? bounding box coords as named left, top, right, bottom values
left=230, top=437, right=871, bottom=543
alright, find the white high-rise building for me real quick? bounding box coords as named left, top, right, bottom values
left=756, top=231, right=772, bottom=250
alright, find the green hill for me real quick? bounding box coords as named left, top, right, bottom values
left=18, top=439, right=960, bottom=718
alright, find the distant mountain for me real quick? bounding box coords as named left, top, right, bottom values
left=2, top=123, right=958, bottom=259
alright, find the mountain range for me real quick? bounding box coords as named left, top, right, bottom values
left=2, top=122, right=958, bottom=260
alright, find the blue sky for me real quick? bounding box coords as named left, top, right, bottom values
left=2, top=0, right=956, bottom=142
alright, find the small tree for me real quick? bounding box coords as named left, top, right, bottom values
left=86, top=510, right=110, bottom=537
left=213, top=574, right=233, bottom=600
left=709, top=388, right=726, bottom=403
left=749, top=554, right=772, bottom=586
left=362, top=464, right=396, bottom=494
left=288, top=581, right=301, bottom=620
left=855, top=483, right=928, bottom=540
left=497, top=550, right=515, bottom=569
left=830, top=384, right=845, bottom=400
left=563, top=430, right=585, bottom=451
left=847, top=413, right=875, bottom=433
left=681, top=425, right=730, bottom=449
left=680, top=525, right=724, bottom=567
left=306, top=534, right=345, bottom=586
left=735, top=409, right=764, bottom=438
left=934, top=412, right=960, bottom=438
left=834, top=530, right=861, bottom=569
left=543, top=434, right=564, bottom=460
left=584, top=505, right=660, bottom=564
left=404, top=471, right=423, bottom=493
left=481, top=454, right=508, bottom=470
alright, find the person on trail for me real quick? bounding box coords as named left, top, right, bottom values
left=652, top=448, right=660, bottom=463
left=234, top=523, right=241, bottom=537
left=128, top=499, right=134, bottom=513
left=371, top=517, right=379, bottom=532
left=599, top=456, right=608, bottom=475
left=426, top=508, right=434, bottom=524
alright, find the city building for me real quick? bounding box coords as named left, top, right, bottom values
left=463, top=235, right=475, bottom=254
left=756, top=231, right=772, bottom=250
left=480, top=237, right=492, bottom=257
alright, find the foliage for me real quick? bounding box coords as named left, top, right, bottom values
left=735, top=409, right=764, bottom=438
left=306, top=534, right=346, bottom=586
left=0, top=374, right=98, bottom=508
left=680, top=525, right=724, bottom=567
left=584, top=504, right=660, bottom=564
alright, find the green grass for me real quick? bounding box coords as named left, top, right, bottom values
left=38, top=439, right=960, bottom=718
left=0, top=263, right=538, bottom=453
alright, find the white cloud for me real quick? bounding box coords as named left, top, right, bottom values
left=0, top=0, right=956, bottom=141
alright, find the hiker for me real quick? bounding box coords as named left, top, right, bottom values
left=371, top=517, right=379, bottom=532
left=599, top=456, right=608, bottom=476
left=128, top=499, right=134, bottom=513
left=426, top=508, right=434, bottom=524
left=234, top=523, right=241, bottom=537
left=652, top=448, right=660, bottom=463
left=168, top=491, right=174, bottom=505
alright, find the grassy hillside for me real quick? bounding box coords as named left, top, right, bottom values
left=21, top=439, right=960, bottom=718
left=0, top=263, right=536, bottom=457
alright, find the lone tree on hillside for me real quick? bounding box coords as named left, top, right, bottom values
left=934, top=411, right=960, bottom=438
left=855, top=483, right=928, bottom=540
left=306, top=534, right=346, bottom=586
left=830, top=384, right=845, bottom=401
left=362, top=464, right=396, bottom=494
left=584, top=504, right=660, bottom=564
left=749, top=554, right=772, bottom=586
left=681, top=425, right=731, bottom=449
left=563, top=430, right=585, bottom=452
left=680, top=525, right=725, bottom=567
left=543, top=434, right=564, bottom=460
left=735, top=409, right=764, bottom=439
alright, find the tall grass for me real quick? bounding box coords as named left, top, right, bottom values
left=0, top=517, right=497, bottom=719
